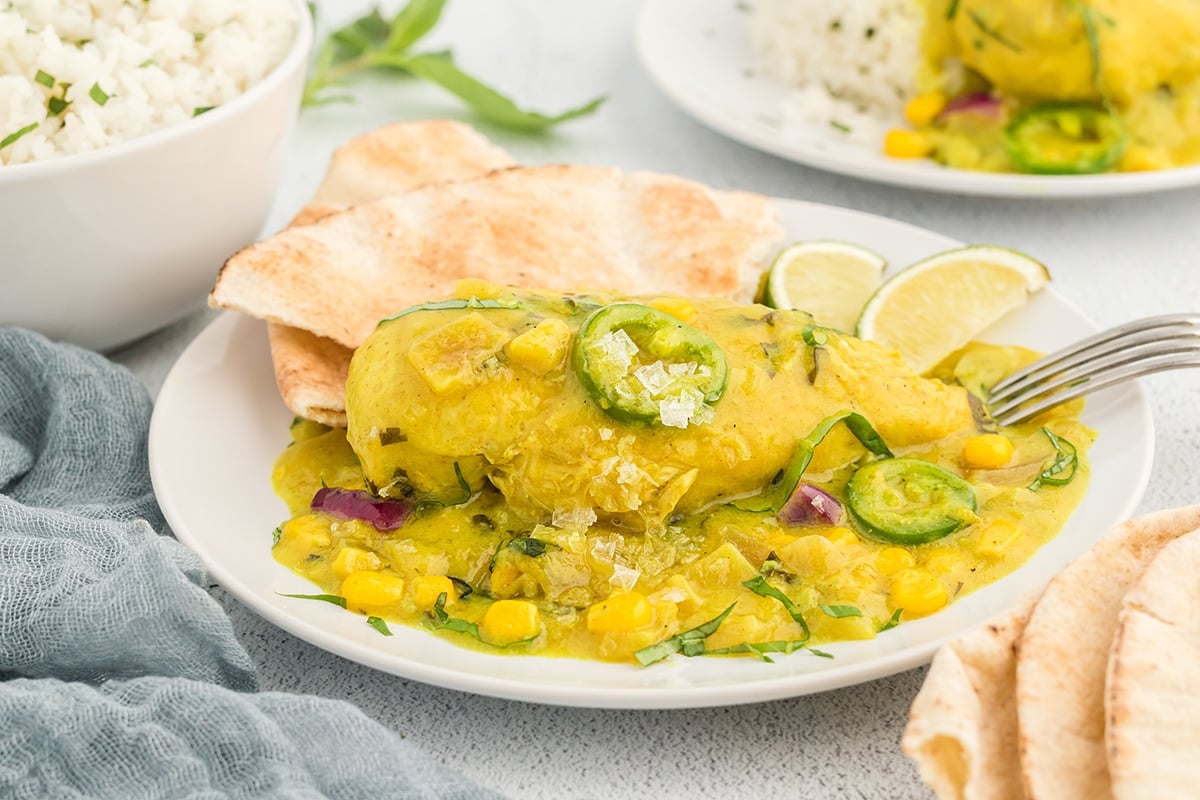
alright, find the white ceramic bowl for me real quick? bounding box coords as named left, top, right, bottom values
left=0, top=1, right=313, bottom=352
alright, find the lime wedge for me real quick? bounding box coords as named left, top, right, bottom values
left=856, top=245, right=1050, bottom=374
left=762, top=241, right=886, bottom=332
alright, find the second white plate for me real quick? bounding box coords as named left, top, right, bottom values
left=150, top=199, right=1153, bottom=708
left=636, top=0, right=1200, bottom=198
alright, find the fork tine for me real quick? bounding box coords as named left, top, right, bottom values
left=987, top=332, right=1200, bottom=415
left=991, top=351, right=1200, bottom=426
left=988, top=314, right=1200, bottom=401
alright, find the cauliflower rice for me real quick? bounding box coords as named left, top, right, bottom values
left=749, top=0, right=923, bottom=146
left=0, top=0, right=297, bottom=166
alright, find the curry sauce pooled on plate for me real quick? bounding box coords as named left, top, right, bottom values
left=271, top=281, right=1091, bottom=664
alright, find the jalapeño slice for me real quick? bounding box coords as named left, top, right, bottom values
left=1004, top=103, right=1126, bottom=175
left=572, top=303, right=728, bottom=426
left=846, top=458, right=977, bottom=545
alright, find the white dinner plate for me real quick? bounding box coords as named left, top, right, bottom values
left=635, top=0, right=1200, bottom=198
left=150, top=199, right=1153, bottom=708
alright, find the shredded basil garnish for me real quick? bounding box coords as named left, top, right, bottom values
left=742, top=576, right=811, bottom=641
left=47, top=96, right=70, bottom=116
left=808, top=647, right=835, bottom=659
left=945, top=0, right=961, bottom=19
left=1, top=122, right=38, bottom=150
left=88, top=83, right=110, bottom=106
left=193, top=106, right=215, bottom=117
left=820, top=604, right=862, bottom=619
left=878, top=608, right=903, bottom=633
left=732, top=410, right=892, bottom=513
left=34, top=70, right=55, bottom=88
left=967, top=10, right=1023, bottom=52
left=271, top=526, right=282, bottom=546
left=1028, top=427, right=1078, bottom=490
left=279, top=592, right=347, bottom=608
left=449, top=576, right=474, bottom=599
left=829, top=120, right=851, bottom=134
left=366, top=616, right=393, bottom=636
left=378, top=427, right=408, bottom=446
left=635, top=603, right=737, bottom=666
left=703, top=639, right=810, bottom=663
left=427, top=593, right=536, bottom=647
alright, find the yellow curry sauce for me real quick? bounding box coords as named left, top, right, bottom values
left=271, top=283, right=1091, bottom=664
left=891, top=0, right=1200, bottom=173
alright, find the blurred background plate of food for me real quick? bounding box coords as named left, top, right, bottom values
left=636, top=0, right=1200, bottom=197
left=0, top=0, right=313, bottom=351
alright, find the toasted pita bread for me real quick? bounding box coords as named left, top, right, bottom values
left=212, top=163, right=783, bottom=349
left=902, top=595, right=1036, bottom=800
left=1015, top=506, right=1200, bottom=800
left=1105, top=527, right=1200, bottom=800
left=268, top=120, right=518, bottom=425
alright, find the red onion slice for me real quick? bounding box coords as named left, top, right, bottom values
left=940, top=92, right=1003, bottom=120
left=778, top=483, right=844, bottom=527
left=311, top=487, right=412, bottom=531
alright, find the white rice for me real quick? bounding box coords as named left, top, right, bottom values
left=0, top=0, right=297, bottom=166
left=749, top=0, right=923, bottom=146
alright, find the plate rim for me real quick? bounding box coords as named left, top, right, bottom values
left=150, top=197, right=1154, bottom=708
left=634, top=0, right=1200, bottom=199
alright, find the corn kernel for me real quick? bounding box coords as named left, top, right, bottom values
left=340, top=570, right=406, bottom=614
left=479, top=599, right=541, bottom=645
left=647, top=297, right=697, bottom=323
left=875, top=547, right=916, bottom=575
left=278, top=514, right=332, bottom=552
left=963, top=434, right=1015, bottom=469
left=412, top=575, right=457, bottom=609
left=904, top=92, right=947, bottom=126
left=975, top=519, right=1023, bottom=559
left=1119, top=145, right=1170, bottom=173
left=453, top=279, right=504, bottom=299
left=923, top=548, right=962, bottom=574
left=890, top=569, right=948, bottom=616
left=825, top=527, right=860, bottom=548
left=587, top=591, right=653, bottom=633
left=884, top=129, right=934, bottom=159
left=331, top=547, right=384, bottom=579
left=506, top=318, right=572, bottom=374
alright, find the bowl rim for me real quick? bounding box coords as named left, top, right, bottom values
left=0, top=0, right=314, bottom=182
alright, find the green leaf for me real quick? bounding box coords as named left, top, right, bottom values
left=366, top=616, right=393, bottom=636
left=384, top=0, right=447, bottom=53
left=878, top=608, right=903, bottom=633
left=742, top=576, right=810, bottom=641
left=819, top=604, right=863, bottom=619
left=733, top=410, right=892, bottom=513
left=330, top=8, right=392, bottom=61
left=271, top=526, right=282, bottom=546
left=635, top=603, right=737, bottom=666
left=193, top=106, right=216, bottom=117
left=428, top=593, right=484, bottom=640
left=967, top=9, right=1023, bottom=52
left=1, top=122, right=38, bottom=150
left=279, top=592, right=347, bottom=608
left=47, top=96, right=71, bottom=116
left=1028, top=427, right=1078, bottom=490
left=703, top=639, right=810, bottom=663
left=808, top=647, right=835, bottom=659
left=398, top=50, right=606, bottom=132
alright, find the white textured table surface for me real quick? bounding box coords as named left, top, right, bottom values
left=113, top=1, right=1200, bottom=797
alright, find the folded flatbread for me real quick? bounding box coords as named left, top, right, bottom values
left=901, top=594, right=1036, bottom=800
left=1015, top=505, right=1200, bottom=800
left=263, top=120, right=518, bottom=426
left=213, top=162, right=783, bottom=350
left=1105, top=527, right=1200, bottom=800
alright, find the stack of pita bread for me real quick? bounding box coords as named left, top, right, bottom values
left=902, top=505, right=1200, bottom=800
left=209, top=120, right=785, bottom=426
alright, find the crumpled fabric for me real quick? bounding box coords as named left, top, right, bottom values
left=0, top=328, right=502, bottom=799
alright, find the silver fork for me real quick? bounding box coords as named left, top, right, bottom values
left=987, top=313, right=1200, bottom=426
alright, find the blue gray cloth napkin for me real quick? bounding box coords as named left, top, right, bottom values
left=0, top=327, right=503, bottom=799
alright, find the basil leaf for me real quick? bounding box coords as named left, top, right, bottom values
left=1028, top=427, right=1078, bottom=490
left=1, top=122, right=38, bottom=150
left=878, top=608, right=903, bottom=633
left=703, top=639, right=810, bottom=663
left=733, top=410, right=892, bottom=513
left=635, top=603, right=737, bottom=666
left=384, top=0, right=446, bottom=53
left=820, top=604, right=862, bottom=619
left=330, top=8, right=392, bottom=60
left=398, top=50, right=606, bottom=133
left=742, top=576, right=810, bottom=641
left=428, top=592, right=484, bottom=640
left=808, top=647, right=835, bottom=659
left=366, top=616, right=393, bottom=636
left=279, top=592, right=347, bottom=608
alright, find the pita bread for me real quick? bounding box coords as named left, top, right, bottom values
left=268, top=120, right=518, bottom=425
left=1015, top=505, right=1200, bottom=800
left=1105, top=527, right=1200, bottom=800
left=902, top=595, right=1037, bottom=800
left=212, top=163, right=783, bottom=349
